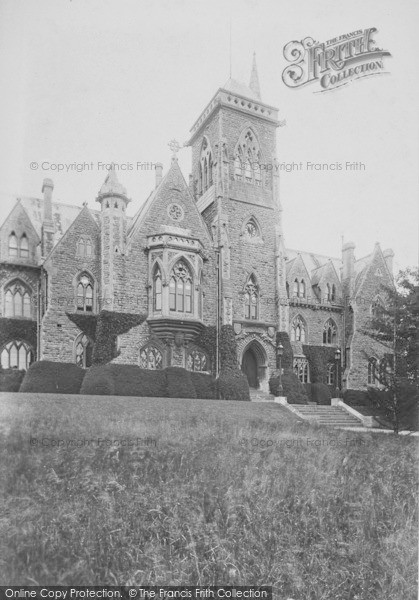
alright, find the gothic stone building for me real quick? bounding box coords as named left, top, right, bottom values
left=0, top=59, right=395, bottom=391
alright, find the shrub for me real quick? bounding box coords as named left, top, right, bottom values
left=92, top=311, right=147, bottom=365
left=281, top=370, right=309, bottom=404
left=194, top=326, right=217, bottom=376
left=343, top=389, right=369, bottom=406
left=367, top=380, right=418, bottom=432
left=219, top=325, right=238, bottom=370
left=218, top=368, right=250, bottom=401
left=80, top=364, right=167, bottom=397
left=20, top=361, right=85, bottom=394
left=276, top=332, right=293, bottom=370
left=190, top=372, right=217, bottom=399
left=165, top=367, right=197, bottom=399
left=304, top=383, right=332, bottom=405
left=0, top=368, right=25, bottom=392
left=303, top=345, right=336, bottom=383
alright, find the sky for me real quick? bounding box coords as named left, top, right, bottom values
left=0, top=0, right=417, bottom=273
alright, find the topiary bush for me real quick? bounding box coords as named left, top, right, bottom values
left=92, top=311, right=147, bottom=365
left=20, top=361, right=86, bottom=394
left=190, top=372, right=217, bottom=399
left=165, top=367, right=197, bottom=399
left=280, top=370, right=309, bottom=404
left=343, top=389, right=369, bottom=406
left=276, top=332, right=293, bottom=370
left=80, top=364, right=167, bottom=397
left=218, top=368, right=250, bottom=401
left=0, top=368, right=26, bottom=392
left=311, top=382, right=332, bottom=405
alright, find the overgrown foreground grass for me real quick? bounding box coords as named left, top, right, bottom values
left=0, top=392, right=417, bottom=598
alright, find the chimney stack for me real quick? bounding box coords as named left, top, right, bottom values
left=41, top=178, right=55, bottom=257
left=383, top=248, right=394, bottom=275
left=155, top=163, right=163, bottom=188
left=42, top=178, right=54, bottom=221
left=342, top=241, right=355, bottom=298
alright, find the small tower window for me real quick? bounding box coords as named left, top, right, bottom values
left=234, top=128, right=262, bottom=186
left=244, top=275, right=259, bottom=320
left=198, top=137, right=213, bottom=195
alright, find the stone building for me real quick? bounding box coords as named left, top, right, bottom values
left=0, top=57, right=394, bottom=391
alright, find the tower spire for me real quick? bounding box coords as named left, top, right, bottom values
left=249, top=52, right=261, bottom=100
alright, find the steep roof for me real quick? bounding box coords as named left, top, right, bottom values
left=286, top=248, right=342, bottom=276
left=18, top=197, right=101, bottom=247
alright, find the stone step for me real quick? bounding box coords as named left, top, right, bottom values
left=288, top=404, right=363, bottom=427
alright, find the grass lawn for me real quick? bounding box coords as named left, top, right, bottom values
left=0, top=392, right=417, bottom=598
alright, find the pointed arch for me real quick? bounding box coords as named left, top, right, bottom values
left=20, top=234, right=29, bottom=258
left=299, top=279, right=306, bottom=298
left=8, top=232, right=18, bottom=257
left=323, top=318, right=338, bottom=345
left=4, top=279, right=32, bottom=318
left=153, top=263, right=162, bottom=311
left=1, top=340, right=34, bottom=370
left=368, top=357, right=378, bottom=385
left=370, top=295, right=385, bottom=317
left=169, top=259, right=193, bottom=313
left=140, top=342, right=164, bottom=370
left=291, top=315, right=307, bottom=342
left=234, top=126, right=262, bottom=185
left=74, top=333, right=94, bottom=368
left=75, top=271, right=95, bottom=312
left=244, top=273, right=259, bottom=320
left=198, top=136, right=213, bottom=195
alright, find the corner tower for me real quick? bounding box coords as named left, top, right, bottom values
left=96, top=165, right=130, bottom=309
left=187, top=56, right=288, bottom=390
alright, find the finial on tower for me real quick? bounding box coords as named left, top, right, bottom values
left=249, top=52, right=261, bottom=100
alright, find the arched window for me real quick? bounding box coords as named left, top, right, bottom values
left=299, top=279, right=306, bottom=298
left=198, top=137, right=213, bottom=195
left=286, top=282, right=290, bottom=298
left=291, top=315, right=307, bottom=342
left=323, top=319, right=338, bottom=345
left=75, top=334, right=93, bottom=368
left=371, top=295, right=385, bottom=318
left=234, top=128, right=262, bottom=186
left=187, top=348, right=210, bottom=373
left=331, top=284, right=336, bottom=302
left=293, top=279, right=299, bottom=297
left=140, top=344, right=163, bottom=370
left=294, top=357, right=310, bottom=383
left=368, top=357, right=378, bottom=385
left=153, top=266, right=162, bottom=311
left=76, top=238, right=85, bottom=257
left=327, top=363, right=335, bottom=386
left=326, top=284, right=331, bottom=302
left=169, top=260, right=192, bottom=313
left=76, top=273, right=94, bottom=312
left=244, top=275, right=259, bottom=320
left=20, top=234, right=29, bottom=258
left=86, top=239, right=93, bottom=257
left=1, top=341, right=33, bottom=370
left=8, top=233, right=18, bottom=257
left=4, top=280, right=31, bottom=318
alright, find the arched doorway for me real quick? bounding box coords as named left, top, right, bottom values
left=242, top=347, right=258, bottom=388
left=241, top=340, right=268, bottom=390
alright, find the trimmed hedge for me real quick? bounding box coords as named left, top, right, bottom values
left=303, top=345, right=336, bottom=384
left=92, top=311, right=147, bottom=365
left=343, top=389, right=369, bottom=406
left=165, top=367, right=197, bottom=399
left=0, top=318, right=37, bottom=355
left=190, top=372, right=218, bottom=399
left=218, top=368, right=250, bottom=401
left=194, top=326, right=217, bottom=376
left=219, top=325, right=239, bottom=370
left=0, top=368, right=25, bottom=392
left=20, top=361, right=86, bottom=394
left=269, top=370, right=308, bottom=404
left=66, top=313, right=98, bottom=341
left=80, top=364, right=167, bottom=397
left=304, top=382, right=332, bottom=405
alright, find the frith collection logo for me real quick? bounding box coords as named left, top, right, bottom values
left=282, top=27, right=391, bottom=92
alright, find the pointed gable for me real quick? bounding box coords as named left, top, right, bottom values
left=354, top=243, right=394, bottom=298
left=44, top=205, right=100, bottom=263
left=128, top=159, right=212, bottom=245
left=0, top=200, right=40, bottom=264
